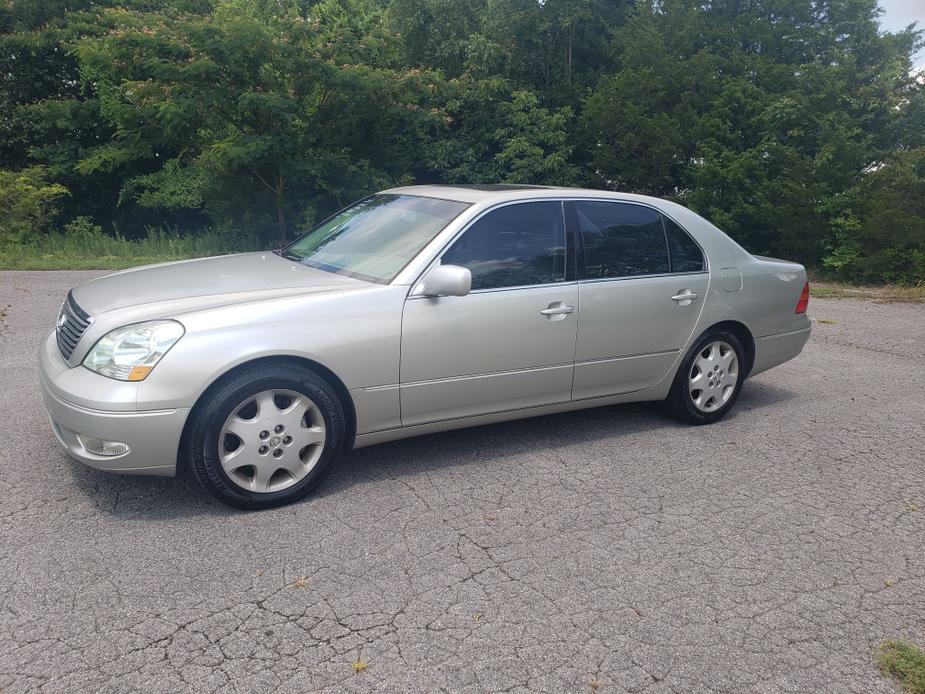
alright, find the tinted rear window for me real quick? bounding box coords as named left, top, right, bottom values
left=576, top=201, right=669, bottom=278
left=664, top=216, right=705, bottom=273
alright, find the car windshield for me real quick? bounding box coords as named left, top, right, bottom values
left=282, top=194, right=470, bottom=284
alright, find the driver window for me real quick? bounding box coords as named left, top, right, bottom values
left=441, top=201, right=566, bottom=290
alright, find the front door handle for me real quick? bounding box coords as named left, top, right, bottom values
left=671, top=290, right=699, bottom=306
left=540, top=302, right=575, bottom=318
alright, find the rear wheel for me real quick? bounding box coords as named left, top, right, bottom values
left=666, top=329, right=745, bottom=424
left=185, top=362, right=346, bottom=509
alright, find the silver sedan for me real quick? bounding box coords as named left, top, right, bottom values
left=39, top=185, right=811, bottom=508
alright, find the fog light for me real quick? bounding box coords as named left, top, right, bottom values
left=77, top=434, right=130, bottom=457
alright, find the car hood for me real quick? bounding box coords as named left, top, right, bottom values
left=71, top=252, right=368, bottom=315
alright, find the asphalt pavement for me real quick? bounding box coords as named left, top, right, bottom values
left=1, top=270, right=923, bottom=693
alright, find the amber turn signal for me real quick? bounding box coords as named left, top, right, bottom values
left=128, top=365, right=154, bottom=381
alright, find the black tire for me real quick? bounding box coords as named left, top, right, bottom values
left=183, top=362, right=346, bottom=509
left=665, top=328, right=746, bottom=425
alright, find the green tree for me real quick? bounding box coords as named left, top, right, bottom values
left=423, top=81, right=579, bottom=185
left=580, top=0, right=924, bottom=265
left=74, top=0, right=445, bottom=244
left=0, top=0, right=922, bottom=282
left=494, top=90, right=579, bottom=185
left=0, top=167, right=68, bottom=244
left=824, top=148, right=925, bottom=283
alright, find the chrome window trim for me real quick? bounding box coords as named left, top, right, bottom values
left=406, top=279, right=578, bottom=300
left=578, top=270, right=709, bottom=285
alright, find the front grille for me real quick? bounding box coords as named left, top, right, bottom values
left=56, top=291, right=93, bottom=360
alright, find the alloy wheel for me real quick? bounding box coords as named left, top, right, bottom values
left=688, top=340, right=739, bottom=413
left=218, top=389, right=326, bottom=493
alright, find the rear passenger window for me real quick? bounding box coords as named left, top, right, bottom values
left=442, top=201, right=566, bottom=290
left=575, top=201, right=668, bottom=278
left=664, top=216, right=705, bottom=273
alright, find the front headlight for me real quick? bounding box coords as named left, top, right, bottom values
left=82, top=320, right=184, bottom=381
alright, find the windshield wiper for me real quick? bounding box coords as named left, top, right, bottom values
left=275, top=249, right=301, bottom=261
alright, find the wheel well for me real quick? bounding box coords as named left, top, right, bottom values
left=180, top=355, right=357, bottom=466
left=706, top=320, right=755, bottom=376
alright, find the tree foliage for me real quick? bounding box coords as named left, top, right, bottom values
left=0, top=0, right=923, bottom=282
left=0, top=166, right=68, bottom=243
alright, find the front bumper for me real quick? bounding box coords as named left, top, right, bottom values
left=39, top=332, right=188, bottom=475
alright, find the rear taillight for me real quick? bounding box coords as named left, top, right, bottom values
left=795, top=281, right=809, bottom=314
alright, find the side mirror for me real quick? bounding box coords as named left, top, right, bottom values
left=421, top=264, right=471, bottom=297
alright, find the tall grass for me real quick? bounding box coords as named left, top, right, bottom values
left=0, top=219, right=264, bottom=270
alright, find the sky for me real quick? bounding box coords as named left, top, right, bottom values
left=879, top=0, right=925, bottom=69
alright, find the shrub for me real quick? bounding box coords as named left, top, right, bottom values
left=0, top=167, right=68, bottom=245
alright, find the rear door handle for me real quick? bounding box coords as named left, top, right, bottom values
left=671, top=291, right=699, bottom=305
left=540, top=303, right=575, bottom=317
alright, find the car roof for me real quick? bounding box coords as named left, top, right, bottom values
left=383, top=183, right=669, bottom=207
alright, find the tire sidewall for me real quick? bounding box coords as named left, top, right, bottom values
left=672, top=330, right=746, bottom=424
left=189, top=366, right=345, bottom=509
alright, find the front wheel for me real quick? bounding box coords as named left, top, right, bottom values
left=184, top=362, right=346, bottom=509
left=665, top=330, right=745, bottom=424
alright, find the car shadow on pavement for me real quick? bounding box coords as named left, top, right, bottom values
left=318, top=378, right=797, bottom=500
left=65, top=380, right=796, bottom=517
